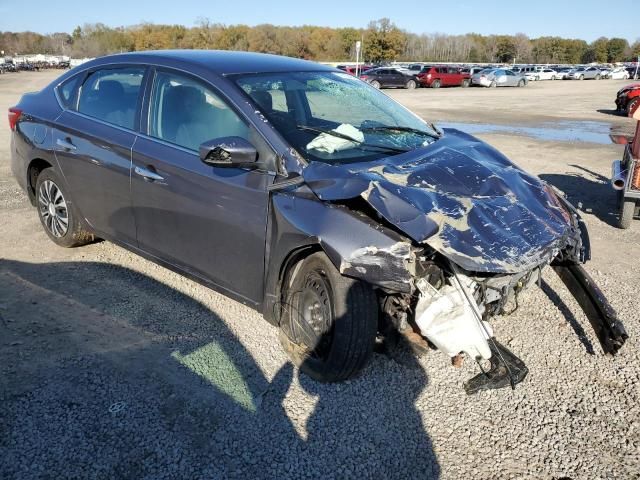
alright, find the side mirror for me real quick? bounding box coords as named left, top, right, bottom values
left=199, top=137, right=258, bottom=168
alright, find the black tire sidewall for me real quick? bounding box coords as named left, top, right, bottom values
left=279, top=252, right=377, bottom=382
left=619, top=198, right=636, bottom=229
left=35, top=169, right=87, bottom=247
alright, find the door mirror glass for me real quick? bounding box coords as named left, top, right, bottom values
left=199, top=137, right=258, bottom=168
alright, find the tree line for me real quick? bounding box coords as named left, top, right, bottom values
left=1, top=18, right=638, bottom=64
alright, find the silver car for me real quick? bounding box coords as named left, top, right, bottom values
left=568, top=66, right=602, bottom=80
left=471, top=68, right=527, bottom=87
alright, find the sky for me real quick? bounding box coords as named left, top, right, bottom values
left=0, top=0, right=636, bottom=42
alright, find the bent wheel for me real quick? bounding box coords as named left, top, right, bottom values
left=279, top=252, right=378, bottom=382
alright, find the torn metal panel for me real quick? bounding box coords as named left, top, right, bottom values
left=303, top=128, right=583, bottom=274
left=339, top=242, right=415, bottom=291
left=269, top=193, right=416, bottom=293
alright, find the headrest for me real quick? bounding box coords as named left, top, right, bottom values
left=252, top=90, right=273, bottom=113
left=98, top=80, right=125, bottom=97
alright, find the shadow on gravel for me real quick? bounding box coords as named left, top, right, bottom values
left=596, top=109, right=623, bottom=117
left=540, top=164, right=619, bottom=228
left=0, top=259, right=440, bottom=479
left=540, top=279, right=595, bottom=355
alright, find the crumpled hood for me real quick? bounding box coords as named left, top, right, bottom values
left=302, top=128, right=578, bottom=274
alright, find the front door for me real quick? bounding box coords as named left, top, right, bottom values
left=131, top=69, right=274, bottom=304
left=53, top=66, right=146, bottom=244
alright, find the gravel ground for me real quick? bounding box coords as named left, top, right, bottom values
left=1, top=71, right=640, bottom=480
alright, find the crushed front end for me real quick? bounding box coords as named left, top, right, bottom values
left=302, top=128, right=628, bottom=393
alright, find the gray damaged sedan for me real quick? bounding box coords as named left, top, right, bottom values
left=9, top=51, right=627, bottom=393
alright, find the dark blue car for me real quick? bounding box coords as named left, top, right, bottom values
left=9, top=50, right=626, bottom=391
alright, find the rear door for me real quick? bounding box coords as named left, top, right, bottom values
left=130, top=68, right=275, bottom=304
left=52, top=66, right=146, bottom=244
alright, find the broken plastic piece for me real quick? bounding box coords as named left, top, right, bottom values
left=415, top=275, right=492, bottom=361
left=464, top=340, right=529, bottom=395
left=553, top=264, right=628, bottom=355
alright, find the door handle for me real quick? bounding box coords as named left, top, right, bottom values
left=56, top=138, right=76, bottom=151
left=134, top=165, right=165, bottom=182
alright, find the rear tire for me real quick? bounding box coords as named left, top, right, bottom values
left=517, top=80, right=525, bottom=87
left=461, top=79, right=470, bottom=88
left=370, top=80, right=381, bottom=89
left=278, top=252, right=378, bottom=382
left=619, top=198, right=636, bottom=229
left=595, top=74, right=601, bottom=80
left=431, top=79, right=441, bottom=89
left=35, top=168, right=93, bottom=248
left=405, top=79, right=417, bottom=90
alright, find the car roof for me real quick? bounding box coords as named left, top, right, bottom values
left=78, top=50, right=336, bottom=75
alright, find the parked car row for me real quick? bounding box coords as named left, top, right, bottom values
left=358, top=65, right=528, bottom=89
left=0, top=60, right=69, bottom=74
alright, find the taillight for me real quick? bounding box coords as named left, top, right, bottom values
left=632, top=161, right=640, bottom=190
left=360, top=75, right=369, bottom=80
left=8, top=107, right=22, bottom=131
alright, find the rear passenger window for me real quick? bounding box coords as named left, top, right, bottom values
left=149, top=71, right=249, bottom=151
left=78, top=67, right=145, bottom=130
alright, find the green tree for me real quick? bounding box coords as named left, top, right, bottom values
left=607, top=38, right=629, bottom=62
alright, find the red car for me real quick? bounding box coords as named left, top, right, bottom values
left=337, top=64, right=374, bottom=76
left=417, top=65, right=471, bottom=88
left=615, top=83, right=640, bottom=115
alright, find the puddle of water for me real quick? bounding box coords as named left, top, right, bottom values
left=439, top=120, right=613, bottom=144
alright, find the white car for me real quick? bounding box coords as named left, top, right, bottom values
left=525, top=68, right=558, bottom=81
left=609, top=67, right=630, bottom=80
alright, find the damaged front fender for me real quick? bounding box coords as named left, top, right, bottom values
left=263, top=188, right=420, bottom=324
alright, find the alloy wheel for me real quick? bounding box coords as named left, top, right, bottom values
left=38, top=179, right=69, bottom=237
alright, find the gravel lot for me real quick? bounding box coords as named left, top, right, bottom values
left=1, top=71, right=639, bottom=480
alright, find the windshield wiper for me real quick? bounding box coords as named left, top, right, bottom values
left=361, top=125, right=441, bottom=140
left=296, top=125, right=409, bottom=154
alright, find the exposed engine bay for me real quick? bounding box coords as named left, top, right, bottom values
left=374, top=244, right=627, bottom=394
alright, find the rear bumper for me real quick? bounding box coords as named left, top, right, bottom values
left=10, top=132, right=29, bottom=195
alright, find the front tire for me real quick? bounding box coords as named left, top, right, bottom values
left=517, top=80, right=525, bottom=87
left=278, top=252, right=378, bottom=382
left=627, top=97, right=640, bottom=116
left=431, top=79, right=441, bottom=89
left=595, top=74, right=601, bottom=80
left=405, top=79, right=417, bottom=90
left=489, top=81, right=497, bottom=88
left=619, top=198, right=637, bottom=229
left=35, top=168, right=93, bottom=248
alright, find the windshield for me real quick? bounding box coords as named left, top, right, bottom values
left=234, top=71, right=439, bottom=165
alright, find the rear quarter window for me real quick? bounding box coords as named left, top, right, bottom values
left=57, top=75, right=82, bottom=109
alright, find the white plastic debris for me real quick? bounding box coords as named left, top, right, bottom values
left=415, top=275, right=493, bottom=361
left=306, top=123, right=364, bottom=154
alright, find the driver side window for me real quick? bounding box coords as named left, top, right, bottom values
left=149, top=71, right=249, bottom=151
